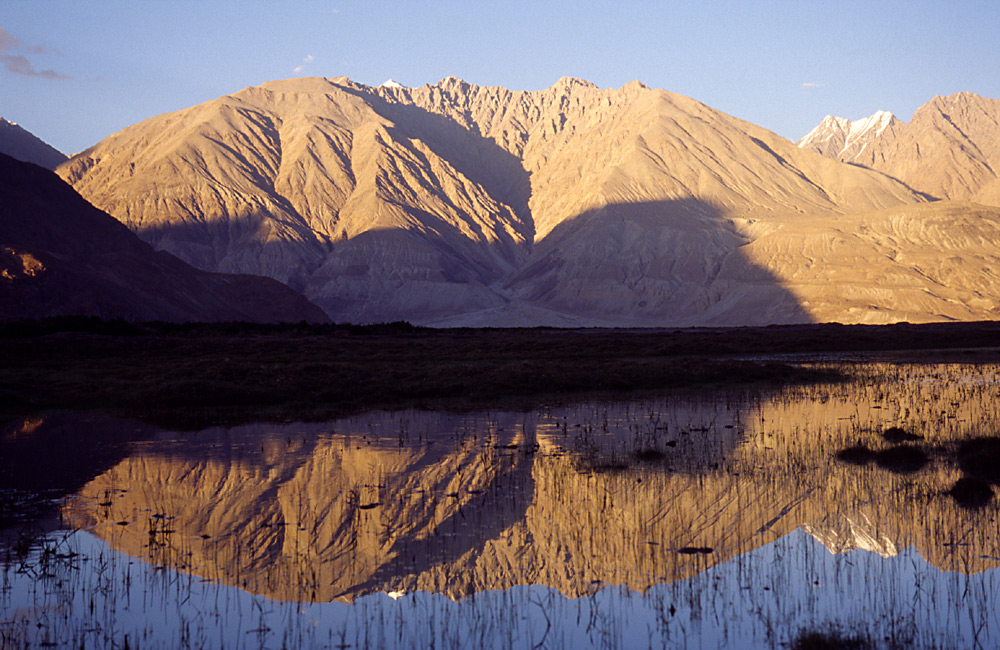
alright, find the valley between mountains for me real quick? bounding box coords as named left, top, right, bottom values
left=47, top=78, right=1000, bottom=326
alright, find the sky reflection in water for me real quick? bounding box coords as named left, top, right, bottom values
left=3, top=361, right=1000, bottom=648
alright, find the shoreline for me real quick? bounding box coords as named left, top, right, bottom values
left=4, top=318, right=1000, bottom=428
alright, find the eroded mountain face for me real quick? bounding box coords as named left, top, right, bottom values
left=61, top=363, right=1000, bottom=602
left=57, top=79, right=1000, bottom=326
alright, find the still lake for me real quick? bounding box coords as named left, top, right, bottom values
left=3, top=359, right=1000, bottom=649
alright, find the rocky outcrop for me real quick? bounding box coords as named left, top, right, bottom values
left=868, top=93, right=1000, bottom=204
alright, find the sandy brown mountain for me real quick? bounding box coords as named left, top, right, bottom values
left=0, top=154, right=327, bottom=322
left=801, top=93, right=1000, bottom=205
left=58, top=77, right=1000, bottom=326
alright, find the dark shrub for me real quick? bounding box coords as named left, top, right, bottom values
left=874, top=445, right=928, bottom=473
left=948, top=477, right=994, bottom=508
left=882, top=426, right=922, bottom=443
left=633, top=448, right=666, bottom=462
left=957, top=437, right=1000, bottom=484
left=791, top=629, right=870, bottom=650
left=836, top=445, right=874, bottom=466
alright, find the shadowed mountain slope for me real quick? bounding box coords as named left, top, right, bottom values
left=0, top=154, right=328, bottom=322
left=60, top=77, right=1000, bottom=326
left=0, top=117, right=67, bottom=170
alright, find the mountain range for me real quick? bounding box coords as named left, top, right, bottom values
left=6, top=78, right=1000, bottom=325
left=797, top=92, right=1000, bottom=206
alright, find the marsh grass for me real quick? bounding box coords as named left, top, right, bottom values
left=17, top=318, right=998, bottom=428
left=791, top=627, right=872, bottom=650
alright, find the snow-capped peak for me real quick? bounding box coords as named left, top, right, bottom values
left=840, top=110, right=896, bottom=158
left=846, top=111, right=895, bottom=141
left=797, top=115, right=850, bottom=149
left=380, top=79, right=405, bottom=89
left=803, top=514, right=900, bottom=558
left=798, top=110, right=898, bottom=162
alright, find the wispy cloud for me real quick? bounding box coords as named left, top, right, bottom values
left=0, top=27, right=21, bottom=52
left=0, top=27, right=71, bottom=80
left=801, top=82, right=824, bottom=89
left=1, top=54, right=70, bottom=80
left=293, top=53, right=315, bottom=75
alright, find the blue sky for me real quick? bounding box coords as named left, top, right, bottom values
left=2, top=0, right=998, bottom=155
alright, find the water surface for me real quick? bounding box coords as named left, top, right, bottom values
left=3, top=361, right=1000, bottom=648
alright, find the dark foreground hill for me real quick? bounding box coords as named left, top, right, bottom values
left=0, top=117, right=67, bottom=170
left=0, top=153, right=328, bottom=323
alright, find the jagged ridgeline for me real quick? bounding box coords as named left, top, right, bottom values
left=57, top=78, right=1000, bottom=326
left=798, top=93, right=1000, bottom=205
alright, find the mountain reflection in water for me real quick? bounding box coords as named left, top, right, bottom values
left=5, top=361, right=1000, bottom=648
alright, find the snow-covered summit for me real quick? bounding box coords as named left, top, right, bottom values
left=842, top=110, right=896, bottom=155
left=797, top=115, right=851, bottom=154
left=798, top=110, right=901, bottom=164
left=380, top=79, right=405, bottom=89
left=803, top=514, right=900, bottom=559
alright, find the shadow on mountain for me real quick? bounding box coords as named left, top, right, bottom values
left=304, top=225, right=518, bottom=323
left=135, top=209, right=330, bottom=293
left=505, top=198, right=815, bottom=326
left=132, top=186, right=528, bottom=323
left=131, top=194, right=525, bottom=325
left=165, top=196, right=817, bottom=326
left=91, top=171, right=814, bottom=326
